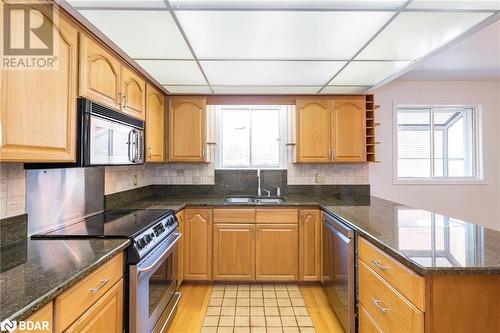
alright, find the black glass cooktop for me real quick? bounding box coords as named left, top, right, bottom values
left=31, top=209, right=173, bottom=239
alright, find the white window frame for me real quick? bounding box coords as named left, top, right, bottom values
left=393, top=104, right=484, bottom=185
left=214, top=105, right=288, bottom=170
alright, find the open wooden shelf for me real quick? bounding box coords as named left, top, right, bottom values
left=365, top=94, right=377, bottom=162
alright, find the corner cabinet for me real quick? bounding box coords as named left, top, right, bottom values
left=168, top=97, right=207, bottom=162
left=184, top=209, right=212, bottom=280
left=295, top=97, right=367, bottom=163
left=145, top=84, right=165, bottom=162
left=1, top=11, right=78, bottom=162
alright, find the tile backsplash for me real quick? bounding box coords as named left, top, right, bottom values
left=0, top=163, right=26, bottom=218
left=287, top=162, right=369, bottom=185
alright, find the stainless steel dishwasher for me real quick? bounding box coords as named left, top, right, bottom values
left=322, top=213, right=356, bottom=333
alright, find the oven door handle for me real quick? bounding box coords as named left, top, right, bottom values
left=137, top=233, right=181, bottom=274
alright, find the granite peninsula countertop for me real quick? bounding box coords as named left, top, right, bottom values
left=118, top=194, right=500, bottom=276
left=0, top=238, right=129, bottom=322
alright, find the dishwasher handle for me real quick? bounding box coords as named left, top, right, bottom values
left=323, top=213, right=354, bottom=239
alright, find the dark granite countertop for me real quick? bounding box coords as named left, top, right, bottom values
left=0, top=238, right=129, bottom=322
left=117, top=194, right=500, bottom=276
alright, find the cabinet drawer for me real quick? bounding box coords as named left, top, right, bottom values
left=359, top=304, right=382, bottom=333
left=359, top=260, right=424, bottom=333
left=256, top=209, right=298, bottom=224
left=214, top=209, right=255, bottom=223
left=55, top=252, right=124, bottom=332
left=359, top=237, right=425, bottom=310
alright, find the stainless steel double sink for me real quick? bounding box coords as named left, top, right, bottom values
left=225, top=197, right=285, bottom=204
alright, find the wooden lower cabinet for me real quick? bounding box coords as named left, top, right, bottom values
left=256, top=224, right=298, bottom=281
left=64, top=279, right=123, bottom=333
left=176, top=210, right=185, bottom=287
left=213, top=224, right=255, bottom=280
left=14, top=302, right=52, bottom=333
left=299, top=210, right=321, bottom=281
left=358, top=304, right=382, bottom=333
left=184, top=209, right=212, bottom=280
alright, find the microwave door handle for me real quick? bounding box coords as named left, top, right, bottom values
left=132, top=129, right=139, bottom=163
left=128, top=130, right=134, bottom=163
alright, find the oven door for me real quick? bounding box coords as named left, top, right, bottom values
left=130, top=232, right=181, bottom=333
left=88, top=114, right=144, bottom=166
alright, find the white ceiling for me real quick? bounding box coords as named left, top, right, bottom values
left=399, top=19, right=500, bottom=80
left=69, top=0, right=500, bottom=94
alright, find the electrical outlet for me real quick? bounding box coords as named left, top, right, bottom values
left=315, top=174, right=322, bottom=183
left=133, top=175, right=138, bottom=186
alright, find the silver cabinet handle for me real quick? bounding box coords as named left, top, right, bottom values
left=372, top=298, right=390, bottom=313
left=328, top=148, right=332, bottom=159
left=124, top=94, right=128, bottom=110
left=371, top=260, right=389, bottom=270
left=89, top=278, right=111, bottom=294
left=148, top=147, right=152, bottom=158
left=332, top=148, right=336, bottom=160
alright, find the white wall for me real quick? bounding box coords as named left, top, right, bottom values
left=371, top=80, right=500, bottom=230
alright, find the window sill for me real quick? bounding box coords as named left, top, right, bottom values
left=393, top=178, right=487, bottom=185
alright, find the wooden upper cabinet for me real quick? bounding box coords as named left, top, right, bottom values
left=299, top=210, right=321, bottom=281
left=121, top=66, right=146, bottom=120
left=331, top=98, right=366, bottom=162
left=184, top=209, right=212, bottom=280
left=79, top=34, right=121, bottom=110
left=213, top=224, right=256, bottom=281
left=296, top=99, right=331, bottom=162
left=1, top=11, right=78, bottom=162
left=169, top=97, right=207, bottom=162
left=145, top=84, right=165, bottom=162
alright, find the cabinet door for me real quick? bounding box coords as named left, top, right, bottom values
left=299, top=210, right=321, bottom=281
left=213, top=224, right=255, bottom=281
left=331, top=98, right=366, bottom=162
left=184, top=209, right=212, bottom=280
left=168, top=97, right=207, bottom=162
left=64, top=279, right=124, bottom=333
left=14, top=301, right=52, bottom=333
left=1, top=11, right=78, bottom=162
left=121, top=66, right=146, bottom=120
left=176, top=210, right=185, bottom=287
left=146, top=84, right=165, bottom=162
left=79, top=34, right=121, bottom=110
left=296, top=99, right=331, bottom=162
left=256, top=224, right=298, bottom=281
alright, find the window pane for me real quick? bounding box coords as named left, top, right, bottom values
left=251, top=109, right=280, bottom=167
left=222, top=109, right=250, bottom=167
left=397, top=109, right=431, bottom=177
left=433, top=130, right=444, bottom=177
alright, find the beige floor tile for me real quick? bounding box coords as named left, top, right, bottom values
left=223, top=298, right=237, bottom=307
left=251, top=290, right=263, bottom=298
left=235, top=315, right=250, bottom=327
left=203, top=316, right=220, bottom=327
left=225, top=290, right=238, bottom=298
left=277, top=298, right=291, bottom=307
left=286, top=285, right=299, bottom=291
left=281, top=316, right=297, bottom=327
left=221, top=306, right=236, bottom=315
left=282, top=328, right=299, bottom=333
left=209, top=298, right=223, bottom=307
left=234, top=327, right=250, bottom=333
left=212, top=290, right=225, bottom=298
left=251, top=306, right=265, bottom=316
left=237, top=298, right=250, bottom=306
left=275, top=290, right=289, bottom=298
left=296, top=316, right=313, bottom=327
left=251, top=284, right=263, bottom=290
left=251, top=298, right=264, bottom=307
left=299, top=328, right=316, bottom=333
left=291, top=299, right=305, bottom=307
left=238, top=284, right=250, bottom=290
left=206, top=306, right=222, bottom=316
left=219, top=315, right=235, bottom=327
left=201, top=327, right=218, bottom=333
left=238, top=290, right=250, bottom=298
left=279, top=307, right=294, bottom=316
left=267, top=328, right=283, bottom=333
left=293, top=307, right=308, bottom=316
left=264, top=299, right=278, bottom=307
left=264, top=306, right=279, bottom=316
left=262, top=284, right=275, bottom=290
left=251, top=328, right=266, bottom=333
left=263, top=291, right=276, bottom=298
left=217, top=327, right=234, bottom=333
left=251, top=316, right=266, bottom=327
left=236, top=307, right=250, bottom=316
left=213, top=284, right=226, bottom=291
left=226, top=284, right=238, bottom=291
left=274, top=284, right=287, bottom=290
left=288, top=291, right=302, bottom=298
left=266, top=316, right=282, bottom=327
